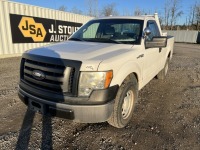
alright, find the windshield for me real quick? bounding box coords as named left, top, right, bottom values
left=69, top=19, right=144, bottom=45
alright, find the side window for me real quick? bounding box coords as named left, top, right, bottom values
left=146, top=21, right=160, bottom=41
left=83, top=23, right=100, bottom=38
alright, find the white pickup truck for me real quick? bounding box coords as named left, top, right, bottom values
left=18, top=13, right=174, bottom=128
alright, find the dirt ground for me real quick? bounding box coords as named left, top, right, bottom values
left=0, top=43, right=200, bottom=150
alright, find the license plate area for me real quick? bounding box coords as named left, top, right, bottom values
left=29, top=100, right=46, bottom=114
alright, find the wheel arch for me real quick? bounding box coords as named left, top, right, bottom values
left=168, top=51, right=172, bottom=59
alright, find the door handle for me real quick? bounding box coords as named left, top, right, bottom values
left=137, top=54, right=144, bottom=59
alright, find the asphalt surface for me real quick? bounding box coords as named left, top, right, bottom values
left=0, top=43, right=200, bottom=150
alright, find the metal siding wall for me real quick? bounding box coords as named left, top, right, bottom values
left=0, top=0, right=93, bottom=57
left=164, top=30, right=199, bottom=43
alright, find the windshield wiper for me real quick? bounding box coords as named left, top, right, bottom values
left=86, top=38, right=122, bottom=44
left=68, top=37, right=84, bottom=41
left=106, top=39, right=122, bottom=44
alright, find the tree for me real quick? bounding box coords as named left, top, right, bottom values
left=195, top=3, right=200, bottom=30
left=159, top=15, right=164, bottom=28
left=186, top=1, right=200, bottom=30
left=123, top=9, right=131, bottom=16
left=164, top=0, right=171, bottom=29
left=185, top=17, right=189, bottom=29
left=58, top=5, right=67, bottom=12
left=86, top=0, right=98, bottom=17
left=188, top=2, right=197, bottom=27
left=100, top=3, right=118, bottom=17
left=70, top=6, right=83, bottom=15
left=196, top=4, right=200, bottom=22
left=134, top=7, right=143, bottom=16
left=169, top=0, right=183, bottom=30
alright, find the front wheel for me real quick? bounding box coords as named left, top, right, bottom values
left=108, top=76, right=138, bottom=128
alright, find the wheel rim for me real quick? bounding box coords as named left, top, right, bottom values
left=122, top=90, right=134, bottom=119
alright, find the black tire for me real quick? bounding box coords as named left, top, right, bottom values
left=107, top=75, right=138, bottom=128
left=157, top=58, right=169, bottom=80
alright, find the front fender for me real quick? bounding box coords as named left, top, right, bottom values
left=110, top=61, right=142, bottom=90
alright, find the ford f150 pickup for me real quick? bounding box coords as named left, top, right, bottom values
left=18, top=13, right=174, bottom=128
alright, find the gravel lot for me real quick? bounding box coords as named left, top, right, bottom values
left=0, top=43, right=200, bottom=150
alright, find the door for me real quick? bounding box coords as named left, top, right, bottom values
left=143, top=20, right=162, bottom=85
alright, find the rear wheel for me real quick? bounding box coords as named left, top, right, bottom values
left=108, top=75, right=138, bottom=128
left=157, top=58, right=169, bottom=80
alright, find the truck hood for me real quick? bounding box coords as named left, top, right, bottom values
left=27, top=41, right=133, bottom=71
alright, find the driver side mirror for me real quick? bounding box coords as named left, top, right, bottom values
left=143, top=27, right=151, bottom=38
left=145, top=36, right=167, bottom=49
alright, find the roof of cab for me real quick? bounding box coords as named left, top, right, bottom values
left=92, top=15, right=155, bottom=21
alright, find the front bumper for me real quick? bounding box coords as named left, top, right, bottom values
left=18, top=86, right=117, bottom=123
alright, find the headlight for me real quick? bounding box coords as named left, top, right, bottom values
left=78, top=71, right=113, bottom=97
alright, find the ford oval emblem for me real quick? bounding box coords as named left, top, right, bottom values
left=32, top=70, right=45, bottom=80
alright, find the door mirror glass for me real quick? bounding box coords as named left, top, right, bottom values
left=143, top=27, right=151, bottom=37
left=145, top=36, right=167, bottom=48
